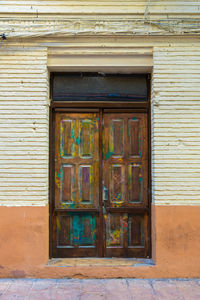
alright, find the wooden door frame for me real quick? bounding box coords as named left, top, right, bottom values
left=49, top=74, right=151, bottom=258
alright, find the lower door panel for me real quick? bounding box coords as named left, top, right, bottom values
left=53, top=211, right=99, bottom=257
left=104, top=211, right=149, bottom=257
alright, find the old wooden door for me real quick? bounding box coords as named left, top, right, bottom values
left=52, top=111, right=149, bottom=258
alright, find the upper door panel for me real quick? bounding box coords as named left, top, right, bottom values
left=55, top=113, right=99, bottom=209
left=103, top=113, right=148, bottom=208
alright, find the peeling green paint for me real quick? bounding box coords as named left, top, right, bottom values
left=105, top=149, right=113, bottom=160
left=75, top=136, right=80, bottom=145
left=70, top=213, right=96, bottom=246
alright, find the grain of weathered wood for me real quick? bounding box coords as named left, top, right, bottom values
left=52, top=108, right=149, bottom=258
left=53, top=112, right=100, bottom=257
left=103, top=112, right=149, bottom=257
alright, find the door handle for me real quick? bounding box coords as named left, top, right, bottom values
left=103, top=185, right=108, bottom=202
left=102, top=185, right=108, bottom=215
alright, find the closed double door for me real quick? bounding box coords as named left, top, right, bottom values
left=52, top=110, right=150, bottom=258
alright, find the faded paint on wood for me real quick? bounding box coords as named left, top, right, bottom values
left=55, top=113, right=99, bottom=209
left=103, top=113, right=148, bottom=207
left=57, top=213, right=96, bottom=247
left=54, top=112, right=99, bottom=256
left=103, top=113, right=148, bottom=257
left=53, top=111, right=149, bottom=257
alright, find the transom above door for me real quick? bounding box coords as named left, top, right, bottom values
left=52, top=109, right=150, bottom=258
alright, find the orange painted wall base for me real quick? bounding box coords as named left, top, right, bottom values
left=0, top=205, right=199, bottom=278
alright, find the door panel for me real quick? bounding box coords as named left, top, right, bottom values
left=103, top=113, right=149, bottom=257
left=103, top=113, right=148, bottom=208
left=53, top=113, right=99, bottom=257
left=55, top=113, right=99, bottom=209
left=128, top=214, right=145, bottom=247
left=128, top=163, right=143, bottom=203
left=109, top=164, right=125, bottom=204
left=57, top=213, right=96, bottom=247
left=54, top=212, right=98, bottom=257
left=106, top=213, right=125, bottom=248
left=128, top=118, right=140, bottom=156
left=104, top=212, right=149, bottom=257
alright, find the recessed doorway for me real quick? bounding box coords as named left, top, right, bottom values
left=50, top=73, right=151, bottom=258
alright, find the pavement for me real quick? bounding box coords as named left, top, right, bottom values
left=0, top=278, right=199, bottom=300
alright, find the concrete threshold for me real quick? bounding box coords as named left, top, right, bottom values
left=47, top=257, right=155, bottom=267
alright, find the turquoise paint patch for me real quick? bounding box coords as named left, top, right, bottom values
left=56, top=172, right=61, bottom=179
left=75, top=136, right=80, bottom=145
left=71, top=128, right=75, bottom=139
left=139, top=138, right=143, bottom=157
left=59, top=167, right=63, bottom=182
left=105, top=149, right=113, bottom=160
left=70, top=213, right=96, bottom=246
left=63, top=203, right=76, bottom=209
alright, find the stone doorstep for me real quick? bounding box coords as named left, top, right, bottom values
left=47, top=257, right=155, bottom=267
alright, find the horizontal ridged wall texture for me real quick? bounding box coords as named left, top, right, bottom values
left=0, top=1, right=200, bottom=15
left=1, top=1, right=200, bottom=38
left=0, top=46, right=49, bottom=206
left=152, top=46, right=200, bottom=205
left=1, top=43, right=200, bottom=206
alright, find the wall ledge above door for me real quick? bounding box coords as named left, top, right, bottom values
left=48, top=46, right=153, bottom=73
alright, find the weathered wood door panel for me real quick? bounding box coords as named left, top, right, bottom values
left=103, top=113, right=148, bottom=208
left=52, top=111, right=149, bottom=258
left=103, top=113, right=149, bottom=257
left=53, top=113, right=100, bottom=257
left=55, top=113, right=99, bottom=209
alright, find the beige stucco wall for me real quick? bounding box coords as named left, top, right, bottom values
left=152, top=45, right=200, bottom=205
left=0, top=45, right=49, bottom=206
left=1, top=1, right=200, bottom=14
